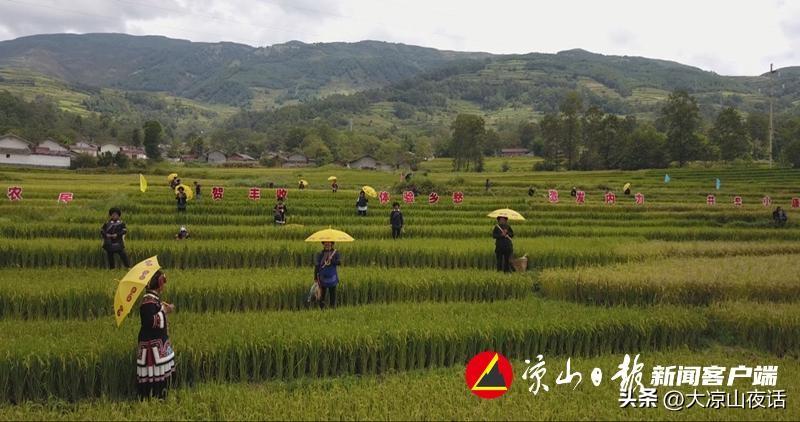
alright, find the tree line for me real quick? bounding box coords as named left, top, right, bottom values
left=448, top=90, right=800, bottom=170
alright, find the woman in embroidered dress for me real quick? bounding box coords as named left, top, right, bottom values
left=314, top=241, right=341, bottom=309
left=137, top=270, right=176, bottom=400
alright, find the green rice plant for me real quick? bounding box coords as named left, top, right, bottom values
left=0, top=298, right=705, bottom=402
left=1, top=346, right=796, bottom=420
left=0, top=268, right=533, bottom=319
left=538, top=255, right=800, bottom=306
left=708, top=301, right=800, bottom=357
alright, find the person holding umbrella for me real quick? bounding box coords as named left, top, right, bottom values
left=176, top=186, right=188, bottom=212
left=304, top=228, right=353, bottom=309
left=488, top=209, right=524, bottom=273
left=101, top=207, right=130, bottom=269
left=329, top=176, right=338, bottom=193
left=112, top=256, right=175, bottom=400
left=136, top=270, right=175, bottom=399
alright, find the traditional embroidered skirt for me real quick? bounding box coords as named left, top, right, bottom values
left=136, top=338, right=176, bottom=384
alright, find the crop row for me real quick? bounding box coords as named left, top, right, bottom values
left=0, top=268, right=532, bottom=319
left=0, top=298, right=705, bottom=402
left=4, top=222, right=797, bottom=242
left=538, top=254, right=800, bottom=306
left=2, top=347, right=796, bottom=420
left=4, top=238, right=800, bottom=270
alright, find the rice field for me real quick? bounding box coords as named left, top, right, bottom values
left=0, top=160, right=799, bottom=420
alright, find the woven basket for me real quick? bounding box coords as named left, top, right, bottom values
left=511, top=255, right=528, bottom=272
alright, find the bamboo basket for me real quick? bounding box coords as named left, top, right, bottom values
left=511, top=255, right=528, bottom=272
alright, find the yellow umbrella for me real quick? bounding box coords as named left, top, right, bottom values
left=623, top=183, right=631, bottom=191
left=113, top=256, right=161, bottom=327
left=327, top=176, right=337, bottom=181
left=139, top=174, right=148, bottom=193
left=361, top=186, right=377, bottom=198
left=299, top=180, right=309, bottom=187
left=167, top=173, right=178, bottom=182
left=487, top=208, right=525, bottom=221
left=175, top=184, right=194, bottom=200
left=305, top=228, right=355, bottom=242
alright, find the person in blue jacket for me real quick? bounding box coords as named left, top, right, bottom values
left=314, top=241, right=341, bottom=309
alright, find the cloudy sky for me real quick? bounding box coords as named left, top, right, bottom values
left=0, top=0, right=797, bottom=75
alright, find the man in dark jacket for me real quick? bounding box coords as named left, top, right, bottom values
left=492, top=216, right=514, bottom=273
left=390, top=202, right=404, bottom=239
left=773, top=207, right=788, bottom=227
left=100, top=207, right=130, bottom=269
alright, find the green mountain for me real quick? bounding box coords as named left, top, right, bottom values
left=0, top=33, right=488, bottom=107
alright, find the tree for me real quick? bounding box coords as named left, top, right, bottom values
left=97, top=151, right=114, bottom=167
left=620, top=124, right=669, bottom=170
left=580, top=106, right=605, bottom=170
left=658, top=91, right=702, bottom=166
left=710, top=107, right=751, bottom=160
left=517, top=122, right=537, bottom=149
left=301, top=134, right=333, bottom=166
left=449, top=114, right=486, bottom=171
left=782, top=138, right=800, bottom=168
left=539, top=113, right=563, bottom=170
left=559, top=91, right=582, bottom=169
left=113, top=151, right=130, bottom=169
left=143, top=121, right=163, bottom=160
left=746, top=112, right=769, bottom=159
left=483, top=129, right=501, bottom=156
left=131, top=128, right=142, bottom=147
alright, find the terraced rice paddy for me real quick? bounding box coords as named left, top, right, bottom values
left=0, top=161, right=798, bottom=420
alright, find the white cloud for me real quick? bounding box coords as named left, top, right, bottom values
left=0, top=0, right=797, bottom=75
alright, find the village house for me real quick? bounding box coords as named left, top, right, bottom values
left=0, top=134, right=71, bottom=168
left=69, top=141, right=99, bottom=157
left=227, top=153, right=256, bottom=162
left=281, top=153, right=311, bottom=168
left=347, top=155, right=394, bottom=171
left=500, top=148, right=531, bottom=157
left=99, top=144, right=121, bottom=155
left=180, top=153, right=199, bottom=163
left=119, top=146, right=148, bottom=160
left=204, top=150, right=227, bottom=164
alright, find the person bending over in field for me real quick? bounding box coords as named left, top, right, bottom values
left=274, top=198, right=287, bottom=224
left=100, top=207, right=130, bottom=269
left=314, top=241, right=341, bottom=309
left=773, top=206, right=788, bottom=227
left=356, top=190, right=368, bottom=216
left=176, top=186, right=188, bottom=212
left=493, top=216, right=514, bottom=273
left=175, top=226, right=189, bottom=240
left=390, top=202, right=404, bottom=239
left=137, top=270, right=176, bottom=400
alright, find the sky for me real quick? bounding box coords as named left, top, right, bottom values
left=0, top=0, right=798, bottom=76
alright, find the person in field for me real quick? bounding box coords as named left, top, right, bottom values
left=299, top=181, right=305, bottom=190
left=356, top=190, right=368, bottom=216
left=331, top=180, right=338, bottom=193
left=773, top=206, right=788, bottom=227
left=527, top=186, right=535, bottom=197
left=390, top=202, right=404, bottom=239
left=100, top=207, right=130, bottom=269
left=492, top=216, right=514, bottom=273
left=274, top=198, right=287, bottom=224
left=175, top=226, right=189, bottom=240
left=314, top=241, right=341, bottom=309
left=485, top=178, right=492, bottom=192
left=570, top=187, right=577, bottom=197
left=193, top=181, right=201, bottom=200
left=176, top=186, right=188, bottom=212
left=136, top=270, right=176, bottom=400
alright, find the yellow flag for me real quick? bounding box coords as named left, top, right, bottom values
left=139, top=174, right=148, bottom=193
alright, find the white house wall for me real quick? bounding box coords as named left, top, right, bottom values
left=0, top=153, right=70, bottom=168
